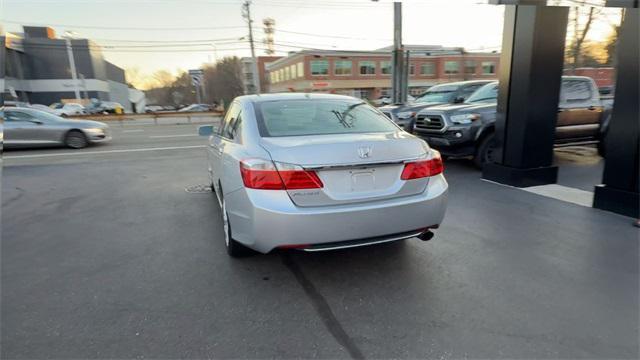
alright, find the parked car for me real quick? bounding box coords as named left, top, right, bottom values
left=412, top=76, right=611, bottom=168
left=2, top=107, right=111, bottom=149
left=102, top=101, right=125, bottom=114
left=179, top=104, right=211, bottom=112
left=86, top=100, right=125, bottom=114
left=145, top=105, right=164, bottom=113
left=378, top=80, right=493, bottom=131
left=27, top=104, right=58, bottom=114
left=51, top=103, right=86, bottom=117
left=372, top=94, right=416, bottom=107
left=197, top=93, right=448, bottom=256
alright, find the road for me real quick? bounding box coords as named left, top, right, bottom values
left=2, top=123, right=638, bottom=359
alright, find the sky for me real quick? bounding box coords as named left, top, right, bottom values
left=1, top=0, right=621, bottom=89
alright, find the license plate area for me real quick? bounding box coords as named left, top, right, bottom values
left=350, top=170, right=375, bottom=192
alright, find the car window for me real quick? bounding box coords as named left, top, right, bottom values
left=414, top=84, right=459, bottom=103
left=257, top=99, right=398, bottom=137
left=466, top=83, right=499, bottom=103
left=458, top=84, right=485, bottom=100
left=221, top=103, right=241, bottom=138
left=5, top=110, right=35, bottom=122
left=229, top=112, right=243, bottom=141
left=561, top=80, right=591, bottom=102
left=15, top=108, right=60, bottom=123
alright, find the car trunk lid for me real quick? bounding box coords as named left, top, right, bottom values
left=260, top=132, right=430, bottom=206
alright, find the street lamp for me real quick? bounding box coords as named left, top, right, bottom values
left=63, top=30, right=82, bottom=101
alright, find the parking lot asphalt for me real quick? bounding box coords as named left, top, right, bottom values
left=2, top=123, right=638, bottom=359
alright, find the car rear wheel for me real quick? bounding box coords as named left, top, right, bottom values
left=221, top=198, right=253, bottom=257
left=474, top=133, right=497, bottom=169
left=65, top=130, right=88, bottom=149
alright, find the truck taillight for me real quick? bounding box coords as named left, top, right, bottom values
left=240, top=159, right=323, bottom=190
left=401, top=151, right=444, bottom=180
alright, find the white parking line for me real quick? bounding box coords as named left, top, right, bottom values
left=4, top=145, right=206, bottom=159
left=522, top=184, right=594, bottom=207
left=148, top=134, right=199, bottom=138
left=122, top=129, right=145, bottom=133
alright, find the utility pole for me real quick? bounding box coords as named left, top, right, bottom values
left=64, top=31, right=81, bottom=101
left=242, top=0, right=260, bottom=94
left=391, top=2, right=406, bottom=104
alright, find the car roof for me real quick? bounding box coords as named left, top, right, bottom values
left=561, top=75, right=593, bottom=81
left=238, top=92, right=359, bottom=104
left=439, top=80, right=494, bottom=87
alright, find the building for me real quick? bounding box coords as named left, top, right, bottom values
left=265, top=46, right=500, bottom=99
left=241, top=56, right=282, bottom=94
left=3, top=26, right=132, bottom=110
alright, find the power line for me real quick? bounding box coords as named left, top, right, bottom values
left=2, top=20, right=246, bottom=31
left=92, top=37, right=245, bottom=44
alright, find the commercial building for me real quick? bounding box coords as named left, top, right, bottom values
left=265, top=45, right=500, bottom=99
left=3, top=26, right=132, bottom=110
left=241, top=56, right=282, bottom=94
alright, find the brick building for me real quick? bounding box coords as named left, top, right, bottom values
left=265, top=46, right=500, bottom=99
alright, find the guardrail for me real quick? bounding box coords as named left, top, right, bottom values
left=65, top=111, right=223, bottom=124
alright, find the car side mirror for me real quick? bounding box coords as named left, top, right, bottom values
left=453, top=96, right=465, bottom=104
left=198, top=125, right=217, bottom=136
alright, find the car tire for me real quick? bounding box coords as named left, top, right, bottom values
left=221, top=198, right=253, bottom=257
left=64, top=130, right=89, bottom=149
left=474, top=133, right=497, bottom=169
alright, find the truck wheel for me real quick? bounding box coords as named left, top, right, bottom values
left=474, top=133, right=497, bottom=169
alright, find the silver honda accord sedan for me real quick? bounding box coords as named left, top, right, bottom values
left=2, top=107, right=111, bottom=149
left=198, top=93, right=448, bottom=256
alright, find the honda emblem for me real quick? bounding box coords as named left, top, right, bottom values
left=357, top=146, right=372, bottom=159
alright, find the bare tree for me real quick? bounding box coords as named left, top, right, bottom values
left=568, top=4, right=597, bottom=70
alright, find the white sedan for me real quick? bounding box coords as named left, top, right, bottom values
left=198, top=93, right=448, bottom=257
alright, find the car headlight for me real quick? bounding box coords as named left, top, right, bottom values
left=84, top=128, right=105, bottom=135
left=450, top=113, right=480, bottom=125
left=396, top=111, right=416, bottom=119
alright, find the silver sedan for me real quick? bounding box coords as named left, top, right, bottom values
left=2, top=107, right=111, bottom=149
left=199, top=93, right=448, bottom=256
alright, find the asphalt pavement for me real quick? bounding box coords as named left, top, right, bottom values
left=2, top=123, right=638, bottom=359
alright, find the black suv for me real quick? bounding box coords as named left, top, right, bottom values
left=378, top=80, right=493, bottom=131
left=413, top=76, right=611, bottom=168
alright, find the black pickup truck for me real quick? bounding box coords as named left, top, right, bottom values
left=378, top=80, right=492, bottom=131
left=412, top=76, right=612, bottom=168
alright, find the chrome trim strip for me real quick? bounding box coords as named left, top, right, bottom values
left=303, top=154, right=427, bottom=170
left=301, top=231, right=423, bottom=252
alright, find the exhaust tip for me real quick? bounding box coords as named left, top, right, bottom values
left=417, top=230, right=434, bottom=242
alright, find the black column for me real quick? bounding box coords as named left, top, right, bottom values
left=482, top=5, right=569, bottom=187
left=593, top=8, right=639, bottom=218
left=1, top=36, right=5, bottom=106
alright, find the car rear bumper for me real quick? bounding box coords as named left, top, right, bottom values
left=225, top=174, right=448, bottom=253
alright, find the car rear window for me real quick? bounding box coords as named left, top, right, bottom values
left=256, top=99, right=398, bottom=137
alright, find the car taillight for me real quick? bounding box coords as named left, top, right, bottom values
left=240, top=159, right=323, bottom=190
left=401, top=151, right=444, bottom=180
